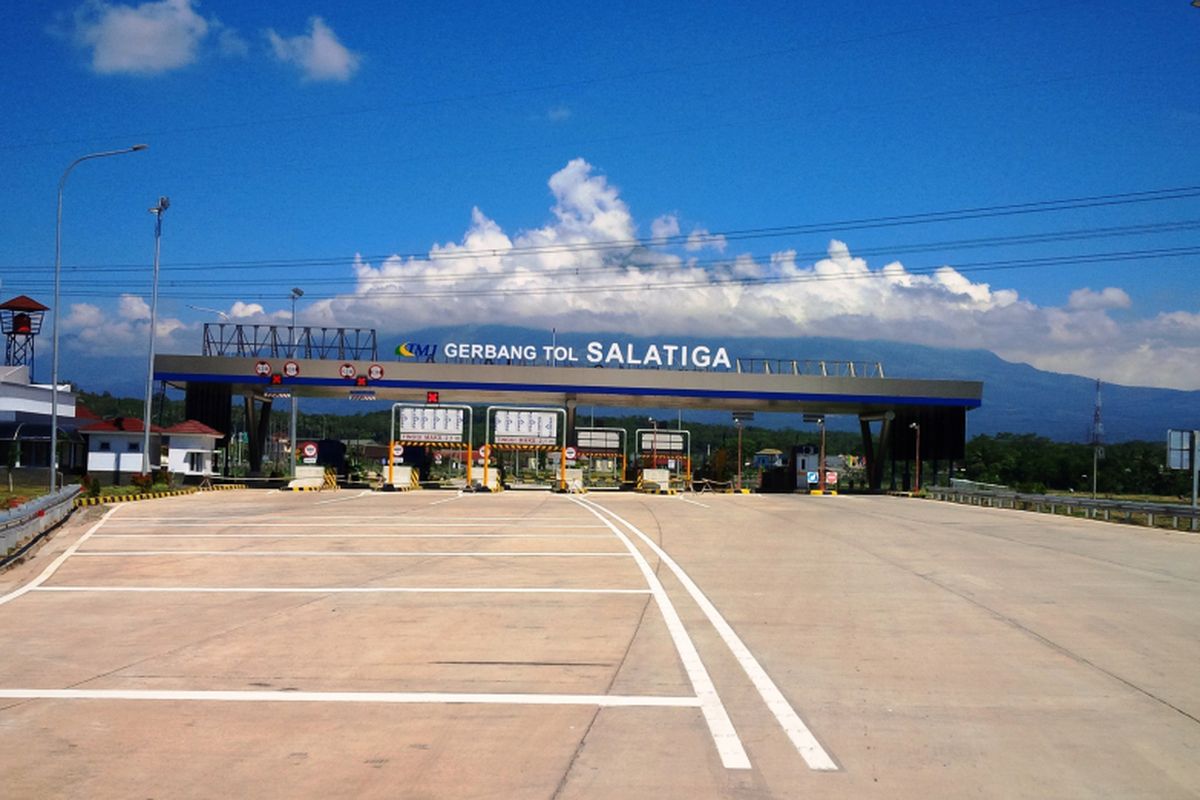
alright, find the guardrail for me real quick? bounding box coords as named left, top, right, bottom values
left=1, top=485, right=81, bottom=565
left=925, top=486, right=1200, bottom=532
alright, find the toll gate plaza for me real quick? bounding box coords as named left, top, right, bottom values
left=153, top=324, right=984, bottom=492
left=1, top=489, right=1197, bottom=798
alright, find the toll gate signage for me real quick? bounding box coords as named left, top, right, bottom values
left=494, top=409, right=558, bottom=445
left=640, top=431, right=685, bottom=452
left=578, top=429, right=621, bottom=450
left=398, top=405, right=465, bottom=442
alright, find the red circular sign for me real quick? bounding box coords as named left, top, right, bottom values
left=301, top=442, right=318, bottom=458
left=339, top=363, right=357, bottom=379
left=564, top=446, right=577, bottom=460
left=368, top=364, right=385, bottom=380
left=283, top=361, right=300, bottom=378
left=254, top=360, right=271, bottom=376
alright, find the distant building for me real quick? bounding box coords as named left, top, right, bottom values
left=0, top=364, right=83, bottom=477
left=80, top=417, right=162, bottom=484
left=163, top=420, right=223, bottom=478
left=751, top=448, right=785, bottom=469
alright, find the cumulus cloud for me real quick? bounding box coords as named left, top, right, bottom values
left=69, top=0, right=209, bottom=74
left=267, top=17, right=360, bottom=82
left=63, top=294, right=187, bottom=354
left=302, top=158, right=1200, bottom=390
left=685, top=226, right=727, bottom=253
left=1067, top=287, right=1132, bottom=311
left=650, top=214, right=680, bottom=245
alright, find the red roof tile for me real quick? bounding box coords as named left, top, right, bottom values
left=0, top=295, right=49, bottom=312
left=79, top=417, right=164, bottom=434
left=164, top=420, right=224, bottom=437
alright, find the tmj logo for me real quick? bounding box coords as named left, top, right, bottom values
left=395, top=342, right=439, bottom=362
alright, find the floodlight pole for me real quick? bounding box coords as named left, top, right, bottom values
left=49, top=144, right=148, bottom=493
left=1192, top=430, right=1199, bottom=532
left=141, top=196, right=169, bottom=474
left=735, top=419, right=743, bottom=492
left=288, top=288, right=304, bottom=478
left=909, top=422, right=921, bottom=494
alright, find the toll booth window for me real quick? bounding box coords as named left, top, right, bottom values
left=98, top=442, right=111, bottom=452
left=127, top=442, right=140, bottom=452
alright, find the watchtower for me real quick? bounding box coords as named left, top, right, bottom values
left=0, top=295, right=49, bottom=380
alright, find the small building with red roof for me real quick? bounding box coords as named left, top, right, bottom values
left=80, top=417, right=164, bottom=483
left=163, top=420, right=224, bottom=478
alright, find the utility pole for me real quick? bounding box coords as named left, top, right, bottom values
left=1091, top=378, right=1104, bottom=500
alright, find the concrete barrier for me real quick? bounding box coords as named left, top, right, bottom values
left=287, top=466, right=327, bottom=491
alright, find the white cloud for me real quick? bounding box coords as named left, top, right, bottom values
left=1067, top=287, right=1132, bottom=311
left=546, top=105, right=571, bottom=123
left=650, top=214, right=680, bottom=245
left=63, top=296, right=187, bottom=355
left=685, top=227, right=727, bottom=253
left=70, top=0, right=210, bottom=75
left=267, top=17, right=360, bottom=82
left=120, top=158, right=1189, bottom=392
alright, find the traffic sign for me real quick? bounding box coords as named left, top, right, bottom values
left=301, top=442, right=318, bottom=458
left=367, top=364, right=385, bottom=380
left=283, top=361, right=300, bottom=377
left=825, top=471, right=839, bottom=485
left=338, top=362, right=357, bottom=379
left=564, top=446, right=577, bottom=460
left=254, top=360, right=271, bottom=376
left=806, top=471, right=819, bottom=484
left=478, top=445, right=488, bottom=459
left=392, top=443, right=404, bottom=458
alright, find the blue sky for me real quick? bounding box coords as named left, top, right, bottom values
left=1, top=1, right=1198, bottom=390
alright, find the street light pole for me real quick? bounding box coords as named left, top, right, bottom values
left=141, top=197, right=169, bottom=475
left=49, top=144, right=148, bottom=493
left=289, top=287, right=304, bottom=478
left=909, top=421, right=921, bottom=493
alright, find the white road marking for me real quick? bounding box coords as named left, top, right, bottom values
left=33, top=586, right=651, bottom=595
left=73, top=550, right=630, bottom=558
left=677, top=496, right=710, bottom=508
left=111, top=516, right=592, bottom=522
left=575, top=501, right=751, bottom=771
left=574, top=496, right=839, bottom=771
left=92, top=533, right=612, bottom=539
left=0, top=505, right=122, bottom=607
left=0, top=688, right=699, bottom=708
left=315, top=491, right=373, bottom=505
left=102, top=522, right=606, bottom=528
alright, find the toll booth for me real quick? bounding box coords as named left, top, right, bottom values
left=575, top=427, right=627, bottom=489
left=636, top=428, right=692, bottom=491
left=390, top=403, right=474, bottom=488
left=484, top=406, right=567, bottom=490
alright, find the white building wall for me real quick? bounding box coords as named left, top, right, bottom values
left=86, top=433, right=158, bottom=476
left=167, top=434, right=218, bottom=475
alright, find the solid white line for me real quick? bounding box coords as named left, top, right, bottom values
left=113, top=520, right=595, bottom=525
left=33, top=586, right=651, bottom=595
left=315, top=490, right=373, bottom=505
left=677, top=496, right=710, bottom=508
left=102, top=522, right=607, bottom=528
left=91, top=533, right=612, bottom=540
left=574, top=501, right=751, bottom=770
left=0, top=688, right=701, bottom=708
left=574, top=496, right=838, bottom=771
left=0, top=505, right=122, bottom=608
left=73, top=550, right=630, bottom=558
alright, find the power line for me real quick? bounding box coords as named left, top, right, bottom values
left=12, top=183, right=1200, bottom=274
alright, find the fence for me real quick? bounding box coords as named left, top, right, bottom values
left=925, top=486, right=1200, bottom=532
left=1, top=485, right=81, bottom=564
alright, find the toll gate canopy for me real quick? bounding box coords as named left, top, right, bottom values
left=156, top=325, right=983, bottom=491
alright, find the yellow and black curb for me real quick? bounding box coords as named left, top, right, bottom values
left=74, top=484, right=249, bottom=507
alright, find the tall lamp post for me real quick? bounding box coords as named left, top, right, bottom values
left=49, top=144, right=148, bottom=493
left=141, top=197, right=169, bottom=474
left=909, top=421, right=921, bottom=494
left=289, top=287, right=304, bottom=478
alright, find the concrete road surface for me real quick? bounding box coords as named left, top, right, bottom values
left=1, top=489, right=1197, bottom=799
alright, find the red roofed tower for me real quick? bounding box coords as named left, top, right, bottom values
left=0, top=295, right=49, bottom=380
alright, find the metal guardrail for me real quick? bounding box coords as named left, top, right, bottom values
left=1, top=484, right=81, bottom=563
left=926, top=486, right=1200, bottom=532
